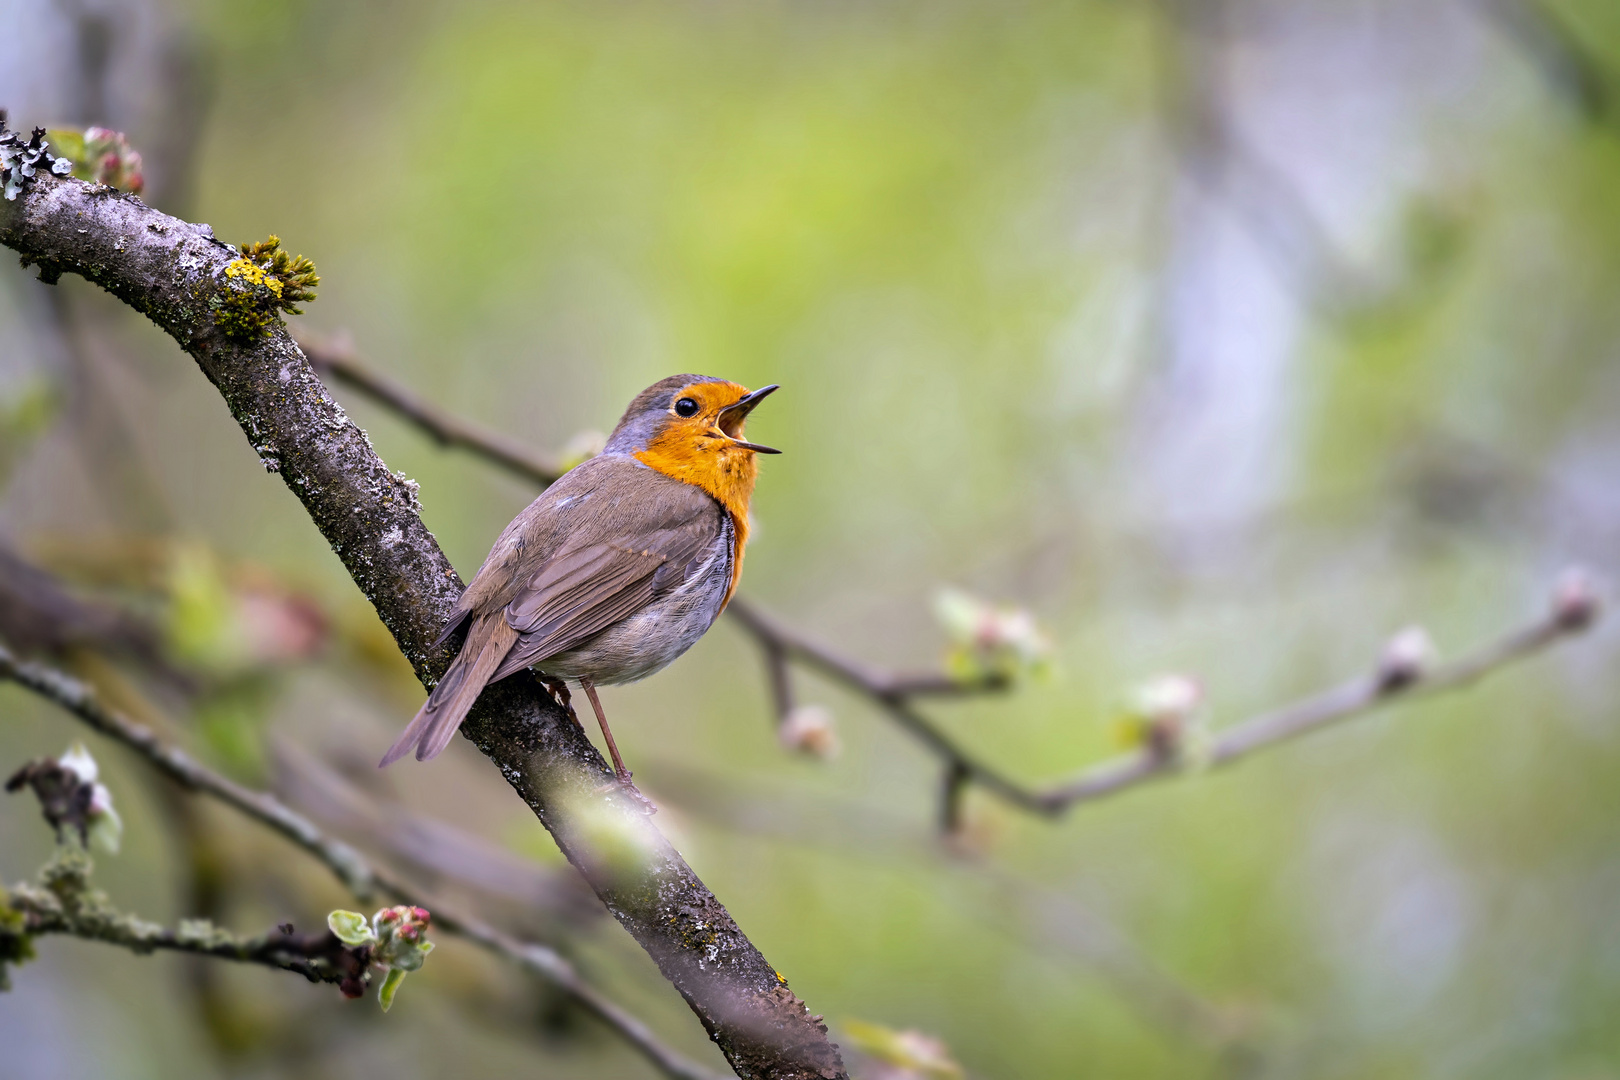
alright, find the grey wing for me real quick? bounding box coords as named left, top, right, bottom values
left=488, top=518, right=722, bottom=683
left=429, top=455, right=656, bottom=652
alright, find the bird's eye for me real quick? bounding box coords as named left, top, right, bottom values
left=674, top=397, right=700, bottom=418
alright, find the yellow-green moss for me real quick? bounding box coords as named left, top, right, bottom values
left=213, top=235, right=320, bottom=343
left=0, top=885, right=35, bottom=990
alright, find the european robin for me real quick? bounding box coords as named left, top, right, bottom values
left=379, top=375, right=780, bottom=800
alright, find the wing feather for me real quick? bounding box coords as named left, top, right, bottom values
left=490, top=521, right=719, bottom=683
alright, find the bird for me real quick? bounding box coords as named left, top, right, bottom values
left=379, top=374, right=780, bottom=800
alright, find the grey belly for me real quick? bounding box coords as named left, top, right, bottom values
left=535, top=535, right=733, bottom=685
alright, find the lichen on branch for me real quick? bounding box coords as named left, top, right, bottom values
left=0, top=115, right=74, bottom=202
left=0, top=847, right=385, bottom=999
left=0, top=883, right=33, bottom=990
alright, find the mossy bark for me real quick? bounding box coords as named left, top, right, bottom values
left=3, top=849, right=372, bottom=994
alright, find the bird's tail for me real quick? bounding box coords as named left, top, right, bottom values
left=379, top=613, right=520, bottom=766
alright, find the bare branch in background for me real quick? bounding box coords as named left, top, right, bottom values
left=1043, top=578, right=1598, bottom=804
left=739, top=577, right=1599, bottom=816
left=298, top=333, right=565, bottom=485
left=722, top=598, right=1040, bottom=818
left=0, top=157, right=841, bottom=1080
left=0, top=642, right=373, bottom=894
left=0, top=641, right=727, bottom=1080
left=4, top=848, right=376, bottom=996
left=288, top=328, right=1601, bottom=831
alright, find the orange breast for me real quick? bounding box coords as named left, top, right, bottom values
left=634, top=431, right=757, bottom=608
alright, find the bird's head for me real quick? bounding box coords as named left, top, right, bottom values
left=604, top=375, right=780, bottom=516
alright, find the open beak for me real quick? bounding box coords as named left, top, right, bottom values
left=716, top=384, right=781, bottom=454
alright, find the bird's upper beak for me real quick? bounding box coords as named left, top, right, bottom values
left=716, top=384, right=781, bottom=454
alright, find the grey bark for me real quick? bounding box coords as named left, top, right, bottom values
left=0, top=168, right=845, bottom=1080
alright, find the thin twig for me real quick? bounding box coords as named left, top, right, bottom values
left=296, top=333, right=564, bottom=485
left=882, top=697, right=1051, bottom=815
left=724, top=598, right=1008, bottom=703
left=5, top=849, right=372, bottom=994
left=939, top=761, right=971, bottom=835
left=0, top=643, right=725, bottom=1080
left=1038, top=585, right=1597, bottom=809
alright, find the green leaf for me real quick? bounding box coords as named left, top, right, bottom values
left=377, top=967, right=408, bottom=1012
left=326, top=909, right=375, bottom=947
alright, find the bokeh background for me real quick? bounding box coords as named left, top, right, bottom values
left=3, top=0, right=1620, bottom=1077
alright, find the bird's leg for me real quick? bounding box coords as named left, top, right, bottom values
left=579, top=678, right=654, bottom=812
left=578, top=679, right=628, bottom=779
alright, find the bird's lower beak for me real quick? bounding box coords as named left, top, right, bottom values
left=717, top=384, right=781, bottom=454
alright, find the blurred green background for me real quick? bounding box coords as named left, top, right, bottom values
left=2, top=0, right=1620, bottom=1077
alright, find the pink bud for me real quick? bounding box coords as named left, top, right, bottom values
left=1377, top=625, right=1436, bottom=690
left=1552, top=568, right=1599, bottom=631
left=778, top=705, right=841, bottom=760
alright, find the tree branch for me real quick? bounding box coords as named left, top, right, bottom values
left=3, top=848, right=372, bottom=996
left=0, top=642, right=727, bottom=1080
left=0, top=148, right=842, bottom=1080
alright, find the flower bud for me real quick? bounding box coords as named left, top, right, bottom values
left=56, top=741, right=98, bottom=785
left=1552, top=567, right=1599, bottom=631
left=1131, top=674, right=1203, bottom=725
left=55, top=741, right=121, bottom=854
left=933, top=587, right=1052, bottom=683
left=1378, top=625, right=1436, bottom=690
left=1115, top=675, right=1205, bottom=763
left=369, top=904, right=434, bottom=1011
left=372, top=905, right=434, bottom=969
left=779, top=705, right=841, bottom=760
